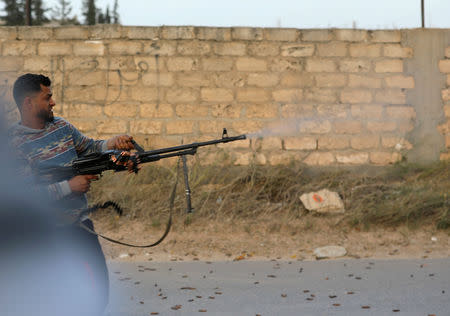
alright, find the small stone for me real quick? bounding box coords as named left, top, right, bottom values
left=314, top=246, right=347, bottom=259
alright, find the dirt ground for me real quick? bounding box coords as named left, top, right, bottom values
left=92, top=214, right=450, bottom=262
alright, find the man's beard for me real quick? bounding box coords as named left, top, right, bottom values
left=37, top=108, right=54, bottom=123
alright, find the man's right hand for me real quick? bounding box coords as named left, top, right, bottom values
left=68, top=175, right=99, bottom=193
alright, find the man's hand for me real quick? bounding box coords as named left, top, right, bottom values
left=68, top=175, right=99, bottom=193
left=107, top=135, right=135, bottom=150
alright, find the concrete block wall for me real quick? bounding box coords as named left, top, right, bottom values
left=439, top=47, right=450, bottom=160
left=0, top=25, right=447, bottom=165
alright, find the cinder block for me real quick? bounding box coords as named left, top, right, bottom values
left=316, top=42, right=348, bottom=57
left=166, top=88, right=198, bottom=103
left=375, top=59, right=403, bottom=73
left=73, top=41, right=105, bottom=56
left=201, top=88, right=234, bottom=102
left=281, top=44, right=315, bottom=57
left=96, top=119, right=128, bottom=134
left=247, top=73, right=279, bottom=87
left=197, top=27, right=231, bottom=41
left=316, top=104, right=348, bottom=118
left=370, top=30, right=401, bottom=43
left=304, top=88, right=337, bottom=103
left=124, top=27, right=159, bottom=39
left=176, top=73, right=210, bottom=87
left=375, top=89, right=406, bottom=104
left=333, top=121, right=363, bottom=134
left=66, top=103, right=102, bottom=118
left=211, top=103, right=242, bottom=118
left=248, top=43, right=280, bottom=56
left=67, top=71, right=104, bottom=86
left=351, top=105, right=384, bottom=119
left=236, top=88, right=269, bottom=102
left=54, top=26, right=89, bottom=39
left=175, top=104, right=209, bottom=117
left=336, top=152, right=369, bottom=164
left=177, top=41, right=211, bottom=55
left=143, top=41, right=176, bottom=56
left=104, top=103, right=138, bottom=117
left=348, top=74, right=382, bottom=88
left=0, top=27, right=17, bottom=40
left=301, top=30, right=333, bottom=42
left=339, top=59, right=371, bottom=73
left=166, top=120, right=196, bottom=134
left=367, top=121, right=396, bottom=132
left=109, top=41, right=142, bottom=55
left=17, top=26, right=52, bottom=40
left=245, top=103, right=278, bottom=118
left=236, top=57, right=267, bottom=71
left=306, top=59, right=336, bottom=72
left=299, top=120, right=332, bottom=134
left=285, top=137, right=317, bottom=150
left=264, top=28, right=298, bottom=41
left=89, top=25, right=122, bottom=39
left=280, top=103, right=314, bottom=118
left=198, top=120, right=223, bottom=133
left=231, top=27, right=263, bottom=41
left=383, top=44, right=413, bottom=58
left=318, top=136, right=349, bottom=149
left=315, top=74, right=347, bottom=87
left=211, top=73, right=245, bottom=88
left=202, top=58, right=233, bottom=71
left=142, top=72, right=174, bottom=86
left=349, top=44, right=381, bottom=57
left=214, top=42, right=246, bottom=56
left=231, top=120, right=264, bottom=134
left=381, top=137, right=412, bottom=149
left=270, top=58, right=303, bottom=72
left=340, top=89, right=372, bottom=103
left=385, top=75, right=415, bottom=88
left=370, top=152, right=401, bottom=164
left=140, top=103, right=174, bottom=118
left=130, top=86, right=159, bottom=102
left=334, top=29, right=368, bottom=42
left=350, top=135, right=379, bottom=149
left=38, top=42, right=72, bottom=55
left=280, top=73, right=314, bottom=87
left=303, top=152, right=335, bottom=166
left=167, top=57, right=197, bottom=71
left=161, top=26, right=195, bottom=39
left=3, top=41, right=36, bottom=56
left=130, top=120, right=163, bottom=134
left=0, top=57, right=23, bottom=71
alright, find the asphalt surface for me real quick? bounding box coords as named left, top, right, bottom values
left=105, top=258, right=450, bottom=316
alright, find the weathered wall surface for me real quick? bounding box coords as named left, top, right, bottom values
left=0, top=25, right=448, bottom=165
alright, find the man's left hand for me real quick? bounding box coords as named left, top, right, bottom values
left=107, top=135, right=135, bottom=150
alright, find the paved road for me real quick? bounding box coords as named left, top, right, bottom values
left=105, top=258, right=449, bottom=316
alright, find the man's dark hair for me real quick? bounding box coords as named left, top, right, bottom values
left=13, top=74, right=51, bottom=112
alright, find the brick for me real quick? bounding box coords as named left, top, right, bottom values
left=303, top=152, right=335, bottom=166
left=383, top=44, right=413, bottom=58
left=446, top=47, right=450, bottom=58
left=284, top=137, right=317, bottom=150
left=370, top=30, right=401, bottom=43
left=211, top=104, right=242, bottom=118
left=166, top=120, right=195, bottom=134
left=70, top=119, right=98, bottom=133
left=315, top=74, right=347, bottom=87
left=109, top=41, right=142, bottom=55
left=67, top=71, right=104, bottom=86
left=17, top=26, right=52, bottom=40
left=198, top=120, right=223, bottom=133
left=0, top=27, right=17, bottom=40
left=299, top=120, right=332, bottom=134
left=246, top=104, right=278, bottom=118
left=301, top=30, right=332, bottom=42
left=281, top=44, right=315, bottom=57
left=336, top=152, right=369, bottom=164
left=351, top=105, right=384, bottom=119
left=441, top=152, right=450, bottom=161
left=143, top=41, right=177, bottom=56
left=133, top=56, right=160, bottom=71
left=264, top=28, right=298, bottom=41
left=38, top=42, right=72, bottom=55
left=281, top=104, right=314, bottom=118
left=318, top=136, right=349, bottom=149
left=231, top=28, right=263, bottom=41
left=334, top=121, right=362, bottom=134
left=177, top=41, right=211, bottom=55
left=236, top=57, right=267, bottom=71
left=351, top=135, right=379, bottom=149
left=201, top=88, right=233, bottom=102
left=3, top=41, right=36, bottom=56
left=96, top=120, right=127, bottom=134
left=66, top=103, right=102, bottom=118
left=349, top=44, right=381, bottom=57
left=236, top=88, right=269, bottom=102
left=167, top=57, right=197, bottom=71
left=386, top=106, right=416, bottom=119
left=211, top=73, right=245, bottom=88
left=253, top=137, right=282, bottom=150
left=73, top=41, right=105, bottom=55
left=94, top=86, right=129, bottom=102
left=248, top=43, right=280, bottom=56
left=104, top=103, right=138, bottom=117
left=176, top=73, right=209, bottom=87
left=270, top=58, right=303, bottom=72
left=130, top=86, right=159, bottom=102
left=304, top=88, right=337, bottom=103
left=316, top=42, right=347, bottom=57
left=437, top=121, right=450, bottom=134
left=202, top=58, right=233, bottom=71
left=124, top=27, right=159, bottom=39
left=439, top=60, right=450, bottom=73
left=339, top=59, right=371, bottom=72
left=0, top=57, right=22, bottom=71
left=66, top=86, right=95, bottom=102
left=247, top=73, right=279, bottom=87
left=370, top=152, right=401, bottom=164
left=214, top=43, right=246, bottom=56
left=234, top=152, right=252, bottom=166
left=231, top=120, right=264, bottom=134
left=89, top=25, right=122, bottom=39
left=140, top=103, right=173, bottom=118
left=130, top=120, right=163, bottom=134
left=316, top=104, right=348, bottom=118
left=161, top=26, right=195, bottom=39
left=444, top=104, right=450, bottom=118
left=367, top=121, right=396, bottom=132
left=443, top=89, right=450, bottom=101
left=54, top=26, right=89, bottom=39
left=348, top=74, right=382, bottom=88
left=375, top=90, right=406, bottom=104
left=272, top=89, right=303, bottom=102
left=197, top=27, right=231, bottom=41
left=280, top=73, right=314, bottom=87
left=166, top=88, right=198, bottom=103
left=305, top=59, right=336, bottom=72
left=335, top=30, right=367, bottom=42
left=447, top=75, right=450, bottom=86
left=381, top=137, right=413, bottom=150
left=375, top=59, right=403, bottom=73
left=175, top=104, right=209, bottom=117
left=340, top=89, right=372, bottom=103
left=141, top=72, right=174, bottom=86
left=446, top=135, right=450, bottom=148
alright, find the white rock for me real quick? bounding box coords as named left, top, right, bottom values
left=431, top=236, right=437, bottom=242
left=118, top=253, right=130, bottom=259
left=300, top=189, right=345, bottom=214
left=314, top=246, right=347, bottom=259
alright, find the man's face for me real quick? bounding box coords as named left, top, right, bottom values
left=29, top=84, right=55, bottom=123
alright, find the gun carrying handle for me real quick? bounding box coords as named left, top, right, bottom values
left=131, top=139, right=145, bottom=152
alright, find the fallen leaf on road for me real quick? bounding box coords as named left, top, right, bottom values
left=171, top=305, right=182, bottom=310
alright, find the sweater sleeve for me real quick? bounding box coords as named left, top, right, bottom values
left=67, top=120, right=107, bottom=156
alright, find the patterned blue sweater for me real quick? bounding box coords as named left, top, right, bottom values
left=9, top=117, right=107, bottom=221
